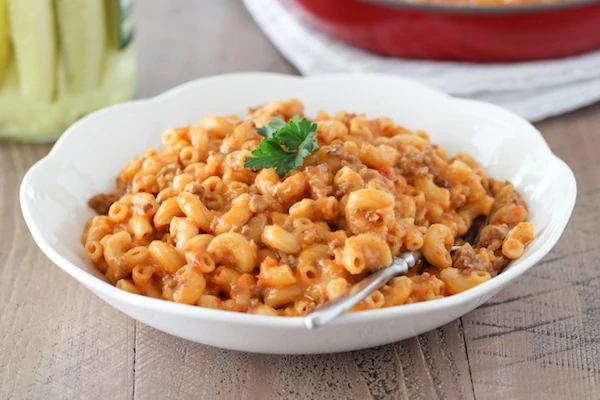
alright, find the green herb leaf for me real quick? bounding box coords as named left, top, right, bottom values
left=256, top=116, right=286, bottom=138
left=244, top=138, right=299, bottom=178
left=276, top=115, right=319, bottom=150
left=244, top=115, right=319, bottom=178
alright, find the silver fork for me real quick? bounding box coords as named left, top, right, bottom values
left=303, top=217, right=486, bottom=329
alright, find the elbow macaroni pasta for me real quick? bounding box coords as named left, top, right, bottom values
left=84, top=99, right=533, bottom=316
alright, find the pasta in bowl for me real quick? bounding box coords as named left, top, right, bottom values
left=20, top=73, right=576, bottom=353
left=84, top=99, right=534, bottom=316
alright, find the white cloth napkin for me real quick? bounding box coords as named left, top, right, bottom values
left=243, top=0, right=600, bottom=122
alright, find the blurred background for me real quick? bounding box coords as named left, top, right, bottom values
left=0, top=0, right=599, bottom=142
left=2, top=2, right=600, bottom=399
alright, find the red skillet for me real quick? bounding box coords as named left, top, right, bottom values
left=295, top=0, right=600, bottom=62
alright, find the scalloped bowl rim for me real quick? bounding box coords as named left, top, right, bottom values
left=20, top=72, right=576, bottom=330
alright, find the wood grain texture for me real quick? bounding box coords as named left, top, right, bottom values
left=132, top=320, right=473, bottom=400
left=1, top=0, right=599, bottom=399
left=463, top=106, right=600, bottom=400
left=0, top=144, right=135, bottom=400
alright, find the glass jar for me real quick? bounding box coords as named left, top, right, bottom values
left=0, top=0, right=136, bottom=142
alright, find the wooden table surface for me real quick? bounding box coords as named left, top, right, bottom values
left=2, top=1, right=599, bottom=399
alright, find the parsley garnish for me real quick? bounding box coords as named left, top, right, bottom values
left=244, top=115, right=319, bottom=178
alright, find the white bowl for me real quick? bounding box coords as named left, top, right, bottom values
left=20, top=73, right=576, bottom=354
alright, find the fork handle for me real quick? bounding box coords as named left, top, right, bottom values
left=303, top=251, right=421, bottom=329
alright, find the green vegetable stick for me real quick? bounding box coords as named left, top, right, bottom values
left=55, top=0, right=106, bottom=93
left=0, top=0, right=10, bottom=84
left=8, top=0, right=57, bottom=101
